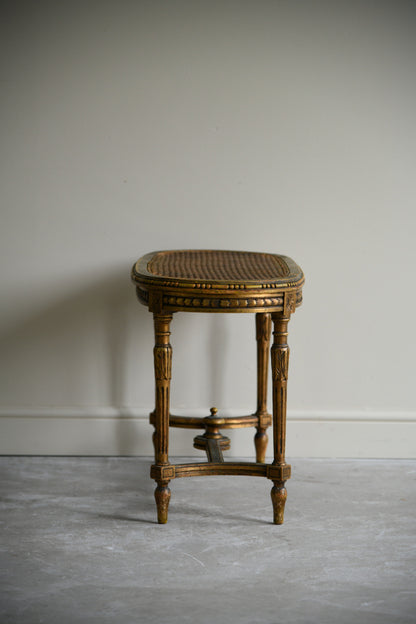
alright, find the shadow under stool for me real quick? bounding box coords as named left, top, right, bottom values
left=131, top=249, right=304, bottom=524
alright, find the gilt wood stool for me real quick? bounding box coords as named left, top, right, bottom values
left=131, top=249, right=304, bottom=524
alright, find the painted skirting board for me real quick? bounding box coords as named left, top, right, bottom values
left=0, top=407, right=415, bottom=458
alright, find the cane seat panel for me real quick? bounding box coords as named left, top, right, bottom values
left=147, top=249, right=292, bottom=282
left=131, top=250, right=304, bottom=314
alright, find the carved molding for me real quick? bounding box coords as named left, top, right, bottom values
left=271, top=347, right=289, bottom=382
left=135, top=277, right=302, bottom=290
left=163, top=295, right=284, bottom=309
left=153, top=346, right=172, bottom=380
left=284, top=292, right=297, bottom=316
left=136, top=286, right=302, bottom=313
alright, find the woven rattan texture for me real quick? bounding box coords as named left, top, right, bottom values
left=147, top=250, right=291, bottom=282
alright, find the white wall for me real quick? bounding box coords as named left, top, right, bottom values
left=1, top=0, right=415, bottom=457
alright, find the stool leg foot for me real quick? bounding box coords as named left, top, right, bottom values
left=271, top=481, right=287, bottom=525
left=155, top=482, right=170, bottom=524
left=254, top=429, right=268, bottom=463
left=155, top=482, right=171, bottom=524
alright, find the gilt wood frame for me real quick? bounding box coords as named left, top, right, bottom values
left=131, top=250, right=304, bottom=524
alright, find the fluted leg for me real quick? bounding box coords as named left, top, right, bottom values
left=254, top=313, right=271, bottom=463
left=152, top=313, right=173, bottom=524
left=270, top=312, right=290, bottom=524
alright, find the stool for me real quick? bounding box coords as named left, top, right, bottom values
left=131, top=249, right=304, bottom=524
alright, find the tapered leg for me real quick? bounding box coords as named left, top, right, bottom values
left=154, top=482, right=171, bottom=524
left=152, top=313, right=173, bottom=524
left=270, top=312, right=290, bottom=524
left=254, top=313, right=271, bottom=463
left=271, top=482, right=287, bottom=524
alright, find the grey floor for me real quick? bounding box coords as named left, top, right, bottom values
left=1, top=457, right=415, bottom=624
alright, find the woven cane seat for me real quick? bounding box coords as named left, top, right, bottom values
left=132, top=249, right=304, bottom=314
left=147, top=250, right=293, bottom=282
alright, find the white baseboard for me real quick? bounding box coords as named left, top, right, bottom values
left=0, top=407, right=415, bottom=458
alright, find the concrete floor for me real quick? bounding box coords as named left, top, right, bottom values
left=1, top=457, right=415, bottom=624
